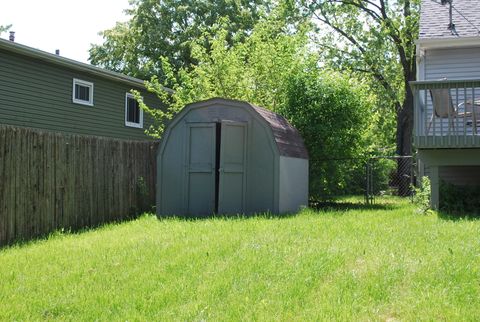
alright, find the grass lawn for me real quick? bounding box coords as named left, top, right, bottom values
left=1, top=197, right=480, bottom=321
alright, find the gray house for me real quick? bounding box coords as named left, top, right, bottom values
left=0, top=37, right=166, bottom=140
left=411, top=0, right=480, bottom=208
left=157, top=98, right=309, bottom=216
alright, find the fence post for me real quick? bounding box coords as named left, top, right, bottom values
left=365, top=160, right=374, bottom=205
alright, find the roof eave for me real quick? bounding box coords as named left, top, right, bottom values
left=416, top=36, right=480, bottom=49
left=0, top=38, right=173, bottom=93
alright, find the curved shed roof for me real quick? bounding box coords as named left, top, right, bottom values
left=248, top=103, right=308, bottom=159
left=183, top=98, right=308, bottom=160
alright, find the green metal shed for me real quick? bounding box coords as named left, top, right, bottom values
left=157, top=98, right=309, bottom=216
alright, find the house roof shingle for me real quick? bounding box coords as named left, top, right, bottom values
left=419, top=0, right=480, bottom=39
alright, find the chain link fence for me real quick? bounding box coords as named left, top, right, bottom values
left=365, top=156, right=416, bottom=204
left=309, top=155, right=417, bottom=206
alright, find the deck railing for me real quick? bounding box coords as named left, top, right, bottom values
left=410, top=79, right=480, bottom=148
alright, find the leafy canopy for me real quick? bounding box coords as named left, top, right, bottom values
left=89, top=0, right=272, bottom=80
left=302, top=0, right=420, bottom=154
left=135, top=14, right=311, bottom=137
left=279, top=68, right=373, bottom=196
left=135, top=13, right=374, bottom=197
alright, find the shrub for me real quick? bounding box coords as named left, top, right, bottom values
left=277, top=70, right=373, bottom=198
left=413, top=176, right=431, bottom=215
left=440, top=180, right=480, bottom=216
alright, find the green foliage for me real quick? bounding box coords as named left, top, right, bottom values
left=140, top=14, right=311, bottom=138
left=375, top=159, right=398, bottom=194
left=89, top=0, right=407, bottom=164
left=302, top=0, right=420, bottom=156
left=277, top=69, right=373, bottom=197
left=413, top=176, right=432, bottom=215
left=93, top=1, right=400, bottom=197
left=3, top=198, right=480, bottom=320
left=366, top=158, right=398, bottom=196
left=89, top=0, right=272, bottom=80
left=138, top=13, right=377, bottom=198
left=135, top=176, right=149, bottom=213
left=440, top=180, right=480, bottom=217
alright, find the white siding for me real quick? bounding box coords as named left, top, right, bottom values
left=419, top=46, right=480, bottom=136
left=425, top=47, right=480, bottom=80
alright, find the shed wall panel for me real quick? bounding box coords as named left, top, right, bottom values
left=246, top=121, right=276, bottom=213
left=158, top=121, right=185, bottom=215
left=279, top=156, right=309, bottom=213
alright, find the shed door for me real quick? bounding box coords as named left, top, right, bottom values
left=218, top=121, right=247, bottom=214
left=186, top=123, right=216, bottom=215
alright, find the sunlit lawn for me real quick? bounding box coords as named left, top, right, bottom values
left=1, top=197, right=480, bottom=321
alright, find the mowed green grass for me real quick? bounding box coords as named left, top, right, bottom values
left=1, top=198, right=480, bottom=321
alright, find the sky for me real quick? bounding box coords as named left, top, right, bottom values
left=0, top=0, right=131, bottom=63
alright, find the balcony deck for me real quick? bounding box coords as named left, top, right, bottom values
left=410, top=79, right=480, bottom=149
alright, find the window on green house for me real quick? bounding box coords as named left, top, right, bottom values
left=72, top=79, right=94, bottom=106
left=125, top=93, right=143, bottom=128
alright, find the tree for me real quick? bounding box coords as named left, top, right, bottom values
left=135, top=14, right=311, bottom=137
left=89, top=0, right=272, bottom=80
left=278, top=69, right=373, bottom=198
left=302, top=0, right=420, bottom=195
left=136, top=14, right=375, bottom=199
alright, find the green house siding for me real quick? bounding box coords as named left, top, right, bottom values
left=0, top=48, right=163, bottom=140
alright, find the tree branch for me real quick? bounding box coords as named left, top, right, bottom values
left=327, top=0, right=383, bottom=21
left=307, top=0, right=414, bottom=107
left=315, top=42, right=361, bottom=59
left=312, top=9, right=367, bottom=55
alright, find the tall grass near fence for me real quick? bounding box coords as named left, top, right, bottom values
left=0, top=125, right=157, bottom=246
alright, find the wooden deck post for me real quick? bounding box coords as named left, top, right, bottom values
left=429, top=166, right=440, bottom=210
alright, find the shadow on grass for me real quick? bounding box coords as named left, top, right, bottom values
left=158, top=197, right=403, bottom=222
left=309, top=200, right=398, bottom=212
left=158, top=211, right=298, bottom=221
left=437, top=210, right=480, bottom=221
left=1, top=213, right=145, bottom=251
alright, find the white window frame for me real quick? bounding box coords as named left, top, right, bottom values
left=72, top=78, right=94, bottom=106
left=125, top=93, right=144, bottom=128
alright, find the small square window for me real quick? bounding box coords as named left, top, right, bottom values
left=72, top=79, right=94, bottom=106
left=125, top=93, right=143, bottom=128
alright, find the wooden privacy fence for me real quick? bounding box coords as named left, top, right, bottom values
left=0, top=126, right=157, bottom=246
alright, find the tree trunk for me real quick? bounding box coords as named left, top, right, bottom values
left=396, top=76, right=415, bottom=196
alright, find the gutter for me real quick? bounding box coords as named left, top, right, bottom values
left=416, top=36, right=480, bottom=49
